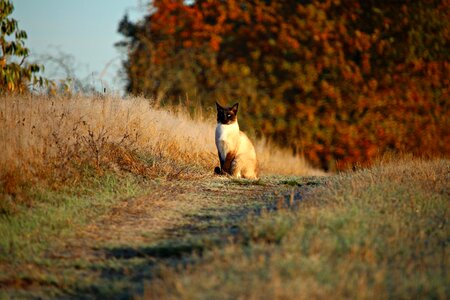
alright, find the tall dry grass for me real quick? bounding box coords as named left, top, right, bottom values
left=0, top=95, right=320, bottom=199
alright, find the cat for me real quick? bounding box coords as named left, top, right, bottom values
left=214, top=102, right=258, bottom=179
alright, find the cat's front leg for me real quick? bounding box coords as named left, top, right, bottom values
left=222, top=151, right=236, bottom=175
left=214, top=151, right=226, bottom=174
left=230, top=159, right=242, bottom=178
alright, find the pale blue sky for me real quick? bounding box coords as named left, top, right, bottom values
left=12, top=0, right=147, bottom=93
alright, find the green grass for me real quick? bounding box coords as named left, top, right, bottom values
left=0, top=172, right=145, bottom=262
left=143, top=158, right=449, bottom=300
left=0, top=170, right=151, bottom=300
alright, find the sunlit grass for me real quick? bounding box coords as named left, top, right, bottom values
left=0, top=94, right=320, bottom=207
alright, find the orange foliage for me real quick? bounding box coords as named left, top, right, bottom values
left=119, top=0, right=450, bottom=170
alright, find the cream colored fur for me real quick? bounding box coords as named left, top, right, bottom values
left=215, top=121, right=258, bottom=179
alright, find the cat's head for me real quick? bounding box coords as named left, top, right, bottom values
left=216, top=102, right=238, bottom=125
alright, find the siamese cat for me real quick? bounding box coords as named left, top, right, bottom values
left=214, top=102, right=258, bottom=179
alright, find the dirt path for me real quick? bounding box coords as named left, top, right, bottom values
left=8, top=176, right=322, bottom=299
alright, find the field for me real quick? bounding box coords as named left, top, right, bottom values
left=0, top=95, right=448, bottom=299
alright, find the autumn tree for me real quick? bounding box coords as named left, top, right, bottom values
left=119, top=0, right=449, bottom=170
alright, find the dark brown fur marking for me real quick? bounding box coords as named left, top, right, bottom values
left=215, top=151, right=236, bottom=175
left=222, top=151, right=236, bottom=174
left=216, top=102, right=238, bottom=125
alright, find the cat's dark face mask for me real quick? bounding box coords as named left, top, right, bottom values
left=216, top=102, right=238, bottom=125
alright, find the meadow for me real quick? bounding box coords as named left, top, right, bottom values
left=0, top=95, right=448, bottom=299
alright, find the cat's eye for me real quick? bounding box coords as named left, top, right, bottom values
left=227, top=114, right=231, bottom=118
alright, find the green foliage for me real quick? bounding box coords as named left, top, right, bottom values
left=0, top=0, right=44, bottom=94
left=119, top=0, right=450, bottom=170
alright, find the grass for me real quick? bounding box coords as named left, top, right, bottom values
left=0, top=94, right=320, bottom=203
left=0, top=95, right=447, bottom=299
left=0, top=171, right=152, bottom=299
left=1, top=175, right=305, bottom=299
left=143, top=157, right=449, bottom=299
left=0, top=94, right=322, bottom=298
left=0, top=170, right=145, bottom=262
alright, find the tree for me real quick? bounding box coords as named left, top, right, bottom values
left=0, top=0, right=43, bottom=94
left=119, top=0, right=449, bottom=170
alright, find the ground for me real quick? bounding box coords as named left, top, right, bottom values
left=1, top=157, right=448, bottom=299
left=0, top=175, right=322, bottom=299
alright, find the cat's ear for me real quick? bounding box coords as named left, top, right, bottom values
left=231, top=103, right=239, bottom=114
left=216, top=101, right=223, bottom=111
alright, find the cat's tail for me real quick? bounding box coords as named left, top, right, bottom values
left=214, top=167, right=221, bottom=174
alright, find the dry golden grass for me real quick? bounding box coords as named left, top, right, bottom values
left=0, top=94, right=320, bottom=199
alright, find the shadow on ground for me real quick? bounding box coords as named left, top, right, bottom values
left=66, top=178, right=323, bottom=299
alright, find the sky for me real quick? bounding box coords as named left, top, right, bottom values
left=11, top=0, right=147, bottom=93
